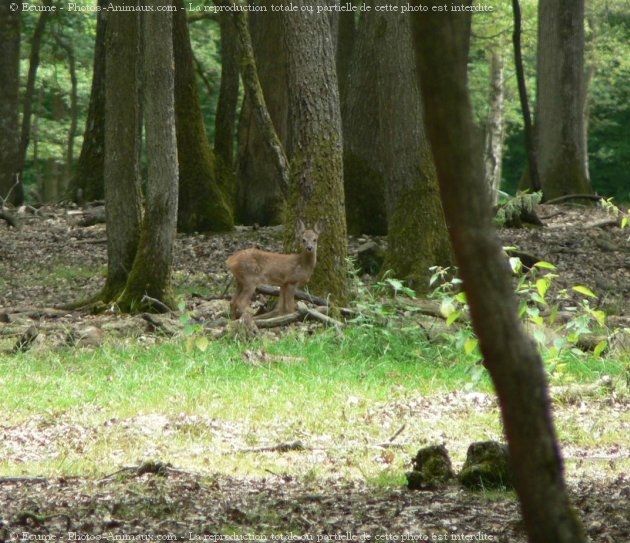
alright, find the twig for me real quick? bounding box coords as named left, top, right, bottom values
left=388, top=424, right=407, bottom=443
left=298, top=302, right=343, bottom=328
left=141, top=295, right=173, bottom=314
left=0, top=476, right=47, bottom=484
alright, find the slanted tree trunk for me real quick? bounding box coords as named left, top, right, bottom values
left=236, top=3, right=287, bottom=225
left=283, top=0, right=348, bottom=304
left=410, top=2, right=586, bottom=542
left=534, top=0, right=592, bottom=199
left=70, top=0, right=106, bottom=203
left=101, top=3, right=143, bottom=302
left=0, top=1, right=21, bottom=204
left=118, top=2, right=179, bottom=312
left=484, top=49, right=505, bottom=207
left=172, top=0, right=233, bottom=233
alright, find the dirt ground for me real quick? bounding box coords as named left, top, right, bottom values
left=0, top=202, right=629, bottom=542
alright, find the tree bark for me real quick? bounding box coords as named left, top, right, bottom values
left=336, top=9, right=355, bottom=101
left=70, top=0, right=106, bottom=203
left=214, top=12, right=239, bottom=170
left=118, top=1, right=179, bottom=312
left=484, top=49, right=505, bottom=207
left=534, top=0, right=592, bottom=199
left=16, top=1, right=53, bottom=205
left=102, top=2, right=143, bottom=301
left=512, top=0, right=540, bottom=193
left=341, top=8, right=387, bottom=235
left=236, top=2, right=288, bottom=225
left=410, top=2, right=586, bottom=542
left=0, top=0, right=21, bottom=204
left=172, top=0, right=233, bottom=234
left=283, top=0, right=348, bottom=304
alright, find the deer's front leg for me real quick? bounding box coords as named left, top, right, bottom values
left=281, top=283, right=297, bottom=314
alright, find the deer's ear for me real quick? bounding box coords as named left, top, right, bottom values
left=313, top=219, right=324, bottom=235
left=296, top=219, right=306, bottom=234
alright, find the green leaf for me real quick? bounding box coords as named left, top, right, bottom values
left=440, top=299, right=456, bottom=318
left=591, top=310, right=606, bottom=326
left=508, top=257, right=522, bottom=273
left=593, top=340, right=608, bottom=358
left=464, top=338, right=478, bottom=355
left=446, top=310, right=461, bottom=327
left=195, top=336, right=209, bottom=352
left=454, top=292, right=467, bottom=304
left=534, top=261, right=557, bottom=270
left=572, top=285, right=597, bottom=298
left=536, top=278, right=549, bottom=298
left=621, top=216, right=628, bottom=229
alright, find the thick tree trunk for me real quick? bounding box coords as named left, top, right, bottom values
left=172, top=0, right=233, bottom=233
left=535, top=0, right=592, bottom=199
left=341, top=8, right=387, bottom=235
left=119, top=2, right=179, bottom=312
left=484, top=50, right=505, bottom=207
left=336, top=10, right=355, bottom=100
left=0, top=1, right=21, bottom=204
left=70, top=0, right=106, bottom=203
left=102, top=3, right=143, bottom=301
left=236, top=2, right=287, bottom=225
left=410, top=2, right=586, bottom=542
left=283, top=0, right=348, bottom=304
left=214, top=12, right=239, bottom=170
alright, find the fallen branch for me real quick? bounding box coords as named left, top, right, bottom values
left=254, top=311, right=302, bottom=328
left=544, top=193, right=603, bottom=205
left=256, top=284, right=328, bottom=306
left=584, top=218, right=620, bottom=229
left=0, top=210, right=18, bottom=228
left=298, top=302, right=344, bottom=328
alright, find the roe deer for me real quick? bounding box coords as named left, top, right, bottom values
left=226, top=220, right=323, bottom=319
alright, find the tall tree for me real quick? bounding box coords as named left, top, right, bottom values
left=341, top=10, right=387, bottom=235
left=172, top=0, right=232, bottom=233
left=236, top=3, right=288, bottom=225
left=0, top=0, right=21, bottom=205
left=283, top=0, right=348, bottom=304
left=70, top=0, right=107, bottom=203
left=214, top=11, right=239, bottom=172
left=16, top=0, right=53, bottom=205
left=411, top=2, right=586, bottom=542
left=484, top=49, right=506, bottom=207
left=534, top=0, right=593, bottom=199
left=101, top=3, right=142, bottom=302
left=119, top=1, right=179, bottom=311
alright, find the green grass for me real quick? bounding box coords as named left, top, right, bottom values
left=0, top=324, right=627, bottom=480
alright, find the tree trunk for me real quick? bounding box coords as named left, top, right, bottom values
left=172, top=0, right=233, bottom=233
left=236, top=2, right=287, bottom=225
left=341, top=9, right=387, bottom=235
left=0, top=0, right=21, bottom=205
left=283, top=0, right=348, bottom=305
left=410, top=2, right=586, bottom=542
left=512, top=0, right=540, bottom=193
left=484, top=49, right=505, bottom=207
left=102, top=3, right=143, bottom=301
left=118, top=2, right=179, bottom=312
left=70, top=0, right=106, bottom=203
left=336, top=10, right=355, bottom=101
left=53, top=33, right=79, bottom=194
left=535, top=0, right=592, bottom=199
left=214, top=12, right=239, bottom=171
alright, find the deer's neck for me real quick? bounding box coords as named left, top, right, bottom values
left=299, top=249, right=317, bottom=270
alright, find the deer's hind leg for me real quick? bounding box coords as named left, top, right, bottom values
left=232, top=282, right=257, bottom=320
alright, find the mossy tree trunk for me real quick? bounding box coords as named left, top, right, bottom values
left=533, top=0, right=592, bottom=200
left=70, top=0, right=106, bottom=203
left=0, top=1, right=20, bottom=204
left=283, top=0, right=348, bottom=305
left=118, top=2, right=179, bottom=312
left=172, top=0, right=233, bottom=233
left=101, top=2, right=143, bottom=302
left=411, top=3, right=586, bottom=542
left=236, top=2, right=287, bottom=226
left=336, top=10, right=355, bottom=101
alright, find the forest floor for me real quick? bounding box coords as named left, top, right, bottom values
left=0, top=202, right=629, bottom=542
